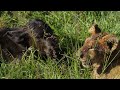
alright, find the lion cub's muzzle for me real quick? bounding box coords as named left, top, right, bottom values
left=80, top=50, right=95, bottom=68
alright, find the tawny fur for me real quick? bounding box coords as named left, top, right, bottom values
left=76, top=23, right=120, bottom=79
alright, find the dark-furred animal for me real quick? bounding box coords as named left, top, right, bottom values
left=0, top=19, right=62, bottom=61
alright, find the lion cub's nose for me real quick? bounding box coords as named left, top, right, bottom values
left=80, top=52, right=84, bottom=58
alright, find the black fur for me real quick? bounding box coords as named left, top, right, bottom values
left=0, top=19, right=64, bottom=62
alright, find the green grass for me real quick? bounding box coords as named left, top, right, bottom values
left=0, top=11, right=120, bottom=79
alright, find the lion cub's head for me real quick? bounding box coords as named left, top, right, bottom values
left=77, top=23, right=119, bottom=70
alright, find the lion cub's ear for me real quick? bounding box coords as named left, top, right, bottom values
left=99, top=34, right=119, bottom=52
left=88, top=23, right=101, bottom=35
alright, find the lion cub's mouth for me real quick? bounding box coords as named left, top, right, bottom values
left=81, top=59, right=92, bottom=68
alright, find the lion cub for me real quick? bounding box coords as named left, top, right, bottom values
left=76, top=23, right=120, bottom=79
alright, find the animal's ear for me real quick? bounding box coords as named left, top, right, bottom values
left=88, top=23, right=101, bottom=35
left=106, top=36, right=119, bottom=52
left=88, top=49, right=96, bottom=59
left=99, top=34, right=119, bottom=52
